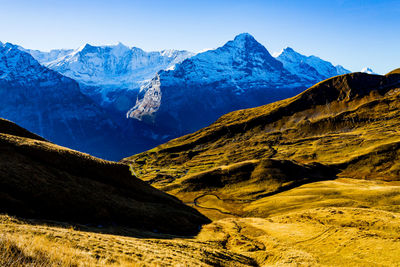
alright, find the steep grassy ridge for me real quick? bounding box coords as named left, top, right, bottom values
left=0, top=118, right=209, bottom=235
left=123, top=71, right=400, bottom=217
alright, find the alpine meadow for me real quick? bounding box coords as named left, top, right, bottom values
left=0, top=1, right=399, bottom=266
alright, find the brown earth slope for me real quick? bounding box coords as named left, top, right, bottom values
left=0, top=118, right=210, bottom=235
left=123, top=70, right=400, bottom=217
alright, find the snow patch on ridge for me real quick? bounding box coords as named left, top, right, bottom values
left=361, top=67, right=377, bottom=75
left=274, top=47, right=351, bottom=83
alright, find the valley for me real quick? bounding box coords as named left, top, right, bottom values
left=0, top=18, right=399, bottom=265
left=1, top=70, right=400, bottom=266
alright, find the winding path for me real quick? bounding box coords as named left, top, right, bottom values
left=193, top=194, right=239, bottom=216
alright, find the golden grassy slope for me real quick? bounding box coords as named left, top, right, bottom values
left=0, top=215, right=255, bottom=266
left=3, top=71, right=400, bottom=266
left=0, top=118, right=209, bottom=235
left=199, top=205, right=400, bottom=266
left=123, top=71, right=400, bottom=208
left=1, top=178, right=400, bottom=266
left=109, top=71, right=400, bottom=265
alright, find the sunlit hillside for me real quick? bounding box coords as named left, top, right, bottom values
left=1, top=71, right=400, bottom=266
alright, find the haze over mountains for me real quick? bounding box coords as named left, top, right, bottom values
left=1, top=33, right=353, bottom=160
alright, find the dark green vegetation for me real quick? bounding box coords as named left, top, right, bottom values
left=0, top=118, right=209, bottom=235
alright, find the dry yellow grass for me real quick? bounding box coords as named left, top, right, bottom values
left=123, top=72, right=400, bottom=184
left=247, top=178, right=400, bottom=217
left=3, top=72, right=400, bottom=266
left=122, top=72, right=400, bottom=216
left=114, top=72, right=400, bottom=265
left=199, top=206, right=400, bottom=266
left=2, top=177, right=400, bottom=267
left=0, top=215, right=254, bottom=266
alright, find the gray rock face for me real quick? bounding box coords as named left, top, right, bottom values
left=25, top=43, right=194, bottom=118
left=0, top=43, right=135, bottom=160
left=1, top=34, right=354, bottom=160
left=127, top=33, right=306, bottom=135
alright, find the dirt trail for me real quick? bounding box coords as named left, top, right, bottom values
left=193, top=194, right=239, bottom=216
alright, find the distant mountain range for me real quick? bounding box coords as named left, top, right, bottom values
left=274, top=47, right=350, bottom=83
left=1, top=33, right=356, bottom=160
left=127, top=33, right=350, bottom=134
left=22, top=44, right=194, bottom=115
left=0, top=42, right=118, bottom=157
left=27, top=43, right=193, bottom=89
left=0, top=42, right=162, bottom=160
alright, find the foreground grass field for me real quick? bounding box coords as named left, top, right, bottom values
left=1, top=178, right=399, bottom=266
left=0, top=215, right=254, bottom=266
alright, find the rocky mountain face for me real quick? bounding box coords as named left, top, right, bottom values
left=3, top=34, right=355, bottom=160
left=27, top=43, right=194, bottom=115
left=19, top=47, right=74, bottom=65
left=0, top=42, right=144, bottom=160
left=127, top=33, right=309, bottom=135
left=274, top=47, right=350, bottom=84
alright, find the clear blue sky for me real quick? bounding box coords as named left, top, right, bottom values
left=0, top=0, right=398, bottom=74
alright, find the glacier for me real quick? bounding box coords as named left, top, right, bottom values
left=0, top=42, right=161, bottom=160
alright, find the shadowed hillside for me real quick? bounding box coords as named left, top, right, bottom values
left=123, top=70, right=400, bottom=217
left=0, top=118, right=209, bottom=235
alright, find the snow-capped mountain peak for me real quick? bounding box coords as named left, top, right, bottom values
left=33, top=43, right=194, bottom=91
left=361, top=67, right=377, bottom=75
left=164, top=32, right=289, bottom=88
left=110, top=42, right=131, bottom=57
left=274, top=46, right=350, bottom=83
left=230, top=33, right=257, bottom=47
left=222, top=33, right=275, bottom=60
left=18, top=42, right=194, bottom=113
left=274, top=47, right=305, bottom=62
left=127, top=33, right=302, bottom=133
left=0, top=42, right=68, bottom=84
